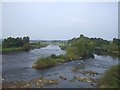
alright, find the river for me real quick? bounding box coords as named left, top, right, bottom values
left=2, top=45, right=119, bottom=88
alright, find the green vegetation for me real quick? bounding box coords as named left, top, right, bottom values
left=30, top=42, right=48, bottom=49
left=62, top=35, right=120, bottom=58
left=2, top=36, right=48, bottom=54
left=2, top=36, right=30, bottom=48
left=59, top=44, right=68, bottom=50
left=33, top=57, right=57, bottom=69
left=1, top=47, right=22, bottom=54
left=98, top=64, right=119, bottom=88
left=2, top=36, right=30, bottom=53
left=94, top=38, right=120, bottom=57
left=22, top=43, right=31, bottom=51
left=33, top=34, right=120, bottom=69
left=66, top=35, right=96, bottom=58
left=33, top=54, right=80, bottom=69
left=33, top=54, right=62, bottom=69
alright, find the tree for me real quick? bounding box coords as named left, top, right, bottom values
left=23, top=36, right=30, bottom=44
left=2, top=36, right=30, bottom=48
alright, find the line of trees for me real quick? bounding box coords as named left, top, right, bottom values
left=2, top=36, right=30, bottom=48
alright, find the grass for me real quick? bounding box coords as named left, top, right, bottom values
left=33, top=53, right=81, bottom=69
left=1, top=47, right=22, bottom=54
left=33, top=55, right=63, bottom=69
left=1, top=43, right=48, bottom=54
left=33, top=57, right=57, bottom=69
left=33, top=43, right=94, bottom=70
left=98, top=64, right=120, bottom=88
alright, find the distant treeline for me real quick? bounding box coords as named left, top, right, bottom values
left=1, top=36, right=48, bottom=53
left=2, top=36, right=30, bottom=48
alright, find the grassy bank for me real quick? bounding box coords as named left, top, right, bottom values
left=98, top=64, right=119, bottom=88
left=1, top=47, right=22, bottom=54
left=1, top=43, right=48, bottom=54
left=33, top=56, right=58, bottom=69
left=32, top=54, right=81, bottom=69
left=1, top=36, right=48, bottom=54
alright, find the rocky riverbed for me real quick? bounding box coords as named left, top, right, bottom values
left=2, top=45, right=119, bottom=88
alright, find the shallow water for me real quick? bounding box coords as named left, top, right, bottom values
left=2, top=45, right=66, bottom=82
left=2, top=45, right=119, bottom=88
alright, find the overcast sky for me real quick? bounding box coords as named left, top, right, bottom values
left=2, top=2, right=118, bottom=40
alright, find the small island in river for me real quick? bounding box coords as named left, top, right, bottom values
left=2, top=35, right=120, bottom=89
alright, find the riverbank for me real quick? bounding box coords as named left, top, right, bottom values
left=2, top=45, right=119, bottom=88
left=98, top=64, right=119, bottom=88
left=94, top=49, right=120, bottom=58
left=1, top=43, right=48, bottom=54
left=1, top=47, right=23, bottom=54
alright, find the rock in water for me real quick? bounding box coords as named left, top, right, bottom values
left=59, top=76, right=67, bottom=80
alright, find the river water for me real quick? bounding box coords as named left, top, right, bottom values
left=2, top=45, right=119, bottom=88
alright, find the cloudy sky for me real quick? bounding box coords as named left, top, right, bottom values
left=2, top=2, right=118, bottom=40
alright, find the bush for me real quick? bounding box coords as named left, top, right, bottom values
left=22, top=43, right=31, bottom=51
left=33, top=57, right=57, bottom=69
left=99, top=64, right=119, bottom=88
left=51, top=54, right=57, bottom=58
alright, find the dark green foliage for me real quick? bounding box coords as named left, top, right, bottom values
left=51, top=54, right=57, bottom=58
left=2, top=36, right=48, bottom=53
left=99, top=64, right=120, bottom=88
left=2, top=36, right=31, bottom=53
left=113, top=38, right=120, bottom=46
left=23, top=36, right=30, bottom=44
left=90, top=37, right=110, bottom=47
left=22, top=43, right=31, bottom=51
left=2, top=36, right=30, bottom=48
left=97, top=38, right=120, bottom=57
left=62, top=34, right=120, bottom=58
left=66, top=34, right=95, bottom=58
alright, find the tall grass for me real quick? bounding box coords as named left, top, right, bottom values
left=33, top=53, right=80, bottom=69
left=98, top=64, right=119, bottom=88
left=2, top=47, right=22, bottom=53
left=33, top=54, right=65, bottom=69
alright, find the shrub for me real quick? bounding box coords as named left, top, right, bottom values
left=99, top=64, right=119, bottom=88
left=22, top=43, right=31, bottom=51
left=33, top=57, right=57, bottom=69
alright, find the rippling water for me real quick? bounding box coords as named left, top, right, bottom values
left=2, top=45, right=119, bottom=88
left=2, top=45, right=66, bottom=82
